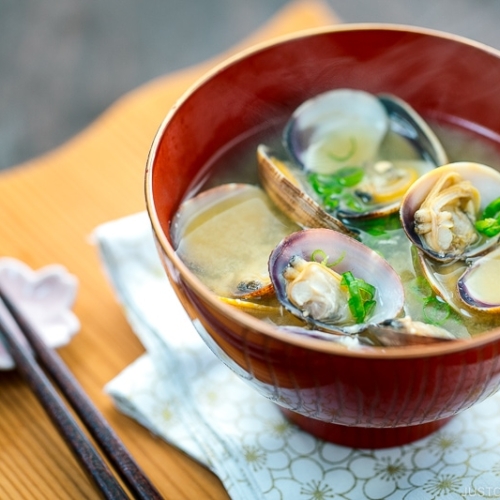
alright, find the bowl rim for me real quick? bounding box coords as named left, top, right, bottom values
left=145, top=22, right=500, bottom=360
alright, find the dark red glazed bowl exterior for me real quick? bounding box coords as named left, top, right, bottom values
left=145, top=25, right=500, bottom=448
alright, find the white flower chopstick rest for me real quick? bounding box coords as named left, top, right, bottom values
left=0, top=258, right=80, bottom=369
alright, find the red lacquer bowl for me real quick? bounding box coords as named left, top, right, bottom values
left=145, top=25, right=500, bottom=448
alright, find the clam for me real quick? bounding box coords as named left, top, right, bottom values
left=284, top=89, right=389, bottom=176
left=265, top=89, right=447, bottom=222
left=268, top=228, right=405, bottom=334
left=417, top=254, right=469, bottom=315
left=418, top=248, right=500, bottom=322
left=171, top=183, right=299, bottom=300
left=457, top=246, right=500, bottom=312
left=400, top=162, right=500, bottom=262
left=256, top=145, right=357, bottom=237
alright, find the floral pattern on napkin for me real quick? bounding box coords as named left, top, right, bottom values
left=96, top=212, right=500, bottom=500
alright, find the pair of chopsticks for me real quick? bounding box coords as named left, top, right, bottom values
left=0, top=285, right=163, bottom=500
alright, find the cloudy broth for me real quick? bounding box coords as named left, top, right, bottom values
left=176, top=118, right=500, bottom=339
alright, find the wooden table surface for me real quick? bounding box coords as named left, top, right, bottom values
left=0, top=1, right=339, bottom=498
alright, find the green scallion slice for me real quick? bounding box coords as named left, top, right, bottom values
left=476, top=196, right=500, bottom=237
left=340, top=271, right=377, bottom=323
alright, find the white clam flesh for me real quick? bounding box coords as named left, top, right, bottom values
left=283, top=256, right=353, bottom=325
left=414, top=171, right=480, bottom=258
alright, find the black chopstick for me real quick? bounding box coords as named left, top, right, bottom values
left=0, top=285, right=163, bottom=500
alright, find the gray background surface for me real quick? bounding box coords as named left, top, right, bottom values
left=2, top=0, right=500, bottom=170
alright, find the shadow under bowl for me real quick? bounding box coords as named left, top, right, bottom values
left=145, top=24, right=500, bottom=448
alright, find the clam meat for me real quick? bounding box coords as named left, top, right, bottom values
left=401, top=162, right=500, bottom=317
left=282, top=255, right=354, bottom=326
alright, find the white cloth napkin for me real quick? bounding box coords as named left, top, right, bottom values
left=95, top=212, right=500, bottom=500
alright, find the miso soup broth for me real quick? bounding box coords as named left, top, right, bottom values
left=173, top=116, right=500, bottom=340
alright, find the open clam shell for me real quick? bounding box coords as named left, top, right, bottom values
left=400, top=162, right=500, bottom=262
left=284, top=89, right=389, bottom=175
left=280, top=89, right=447, bottom=220
left=171, top=183, right=299, bottom=299
left=457, top=246, right=500, bottom=312
left=378, top=94, right=448, bottom=168
left=268, top=228, right=405, bottom=334
left=256, top=145, right=356, bottom=237
left=417, top=251, right=469, bottom=315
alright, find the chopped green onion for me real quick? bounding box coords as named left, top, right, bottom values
left=357, top=280, right=376, bottom=298
left=356, top=213, right=402, bottom=237
left=308, top=255, right=376, bottom=323
left=307, top=166, right=365, bottom=214
left=308, top=173, right=341, bottom=195
left=311, top=249, right=329, bottom=265
left=364, top=299, right=376, bottom=318
left=475, top=196, right=500, bottom=237
left=411, top=276, right=432, bottom=298
left=323, top=196, right=340, bottom=212
left=308, top=168, right=364, bottom=193
left=363, top=226, right=386, bottom=237
left=482, top=197, right=500, bottom=219
left=347, top=295, right=364, bottom=323
left=336, top=166, right=365, bottom=187
left=310, top=249, right=345, bottom=267
left=340, top=271, right=377, bottom=323
left=423, top=296, right=450, bottom=326
left=475, top=218, right=500, bottom=237
left=340, top=270, right=354, bottom=285
left=342, top=192, right=365, bottom=212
